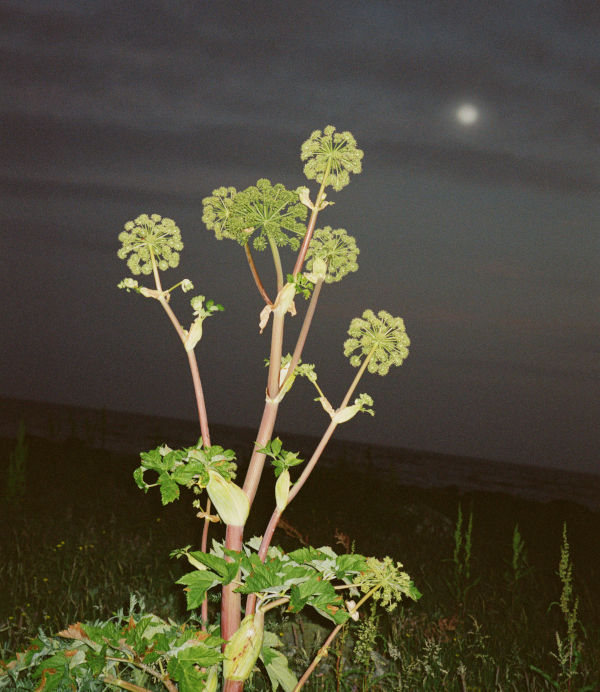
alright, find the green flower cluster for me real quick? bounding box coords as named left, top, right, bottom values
left=202, top=179, right=307, bottom=251
left=117, top=214, right=183, bottom=275
left=354, top=556, right=421, bottom=613
left=305, top=226, right=359, bottom=283
left=201, top=186, right=238, bottom=241
left=301, top=125, right=363, bottom=191
left=344, top=309, right=410, bottom=375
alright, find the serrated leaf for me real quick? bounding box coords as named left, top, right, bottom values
left=158, top=473, right=180, bottom=504
left=287, top=546, right=331, bottom=563
left=140, top=448, right=164, bottom=470
left=188, top=551, right=241, bottom=583
left=163, top=449, right=185, bottom=471
left=167, top=656, right=209, bottom=692
left=175, top=643, right=223, bottom=667
left=288, top=583, right=309, bottom=613
left=171, top=460, right=206, bottom=485
left=176, top=571, right=221, bottom=609
left=32, top=666, right=65, bottom=691
left=335, top=553, right=368, bottom=578
left=260, top=645, right=298, bottom=692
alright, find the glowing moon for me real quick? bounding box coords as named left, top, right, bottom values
left=455, top=103, right=479, bottom=125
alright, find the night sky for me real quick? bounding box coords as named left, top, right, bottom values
left=1, top=2, right=598, bottom=474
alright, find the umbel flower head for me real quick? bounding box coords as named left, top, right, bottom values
left=201, top=186, right=238, bottom=241
left=304, top=226, right=359, bottom=283
left=301, top=125, right=364, bottom=191
left=203, top=179, right=308, bottom=251
left=344, top=309, right=410, bottom=375
left=118, top=214, right=183, bottom=275
left=353, top=556, right=421, bottom=612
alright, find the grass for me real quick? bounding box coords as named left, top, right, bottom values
left=1, top=433, right=599, bottom=690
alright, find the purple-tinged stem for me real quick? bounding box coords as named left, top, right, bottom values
left=245, top=244, right=273, bottom=306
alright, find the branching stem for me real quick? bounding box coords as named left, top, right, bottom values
left=246, top=344, right=378, bottom=618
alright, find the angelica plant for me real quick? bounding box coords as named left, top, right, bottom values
left=126, top=127, right=418, bottom=692
left=1, top=127, right=420, bottom=692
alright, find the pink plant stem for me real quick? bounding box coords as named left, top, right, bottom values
left=151, top=259, right=215, bottom=625
left=293, top=589, right=374, bottom=692
left=221, top=307, right=286, bottom=651
left=292, top=170, right=329, bottom=278
left=245, top=243, right=273, bottom=306
left=278, top=278, right=323, bottom=394
left=221, top=524, right=243, bottom=641
left=245, top=508, right=282, bottom=616
left=248, top=347, right=377, bottom=617
left=186, top=349, right=211, bottom=446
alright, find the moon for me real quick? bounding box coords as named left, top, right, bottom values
left=455, top=103, right=479, bottom=125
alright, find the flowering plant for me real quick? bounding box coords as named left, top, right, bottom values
left=2, top=127, right=419, bottom=692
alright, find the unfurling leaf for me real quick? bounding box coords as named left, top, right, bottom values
left=223, top=611, right=265, bottom=682
left=275, top=469, right=291, bottom=511
left=206, top=470, right=249, bottom=526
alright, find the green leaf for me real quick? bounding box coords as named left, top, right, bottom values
left=188, top=551, right=241, bottom=584
left=176, top=571, right=222, bottom=609
left=335, top=553, right=368, bottom=578
left=140, top=448, right=164, bottom=470
left=289, top=575, right=347, bottom=623
left=85, top=644, right=109, bottom=676
left=133, top=466, right=149, bottom=491
left=239, top=556, right=283, bottom=593
left=260, top=643, right=298, bottom=692
left=168, top=656, right=211, bottom=692
left=158, top=473, right=180, bottom=504
left=171, top=460, right=206, bottom=486
left=287, top=546, right=331, bottom=564
left=175, top=642, right=223, bottom=667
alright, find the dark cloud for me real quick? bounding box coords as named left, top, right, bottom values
left=1, top=0, right=598, bottom=473
left=373, top=138, right=598, bottom=195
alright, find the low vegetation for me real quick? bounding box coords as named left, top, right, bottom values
left=1, top=434, right=599, bottom=690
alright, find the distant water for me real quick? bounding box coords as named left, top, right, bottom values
left=2, top=396, right=599, bottom=512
